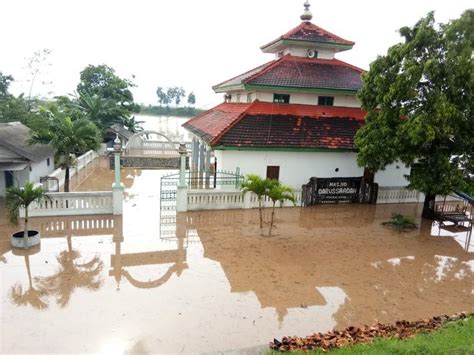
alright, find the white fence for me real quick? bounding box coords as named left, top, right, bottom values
left=184, top=186, right=464, bottom=211
left=376, top=187, right=423, bottom=204
left=21, top=191, right=113, bottom=217
left=44, top=150, right=99, bottom=191
left=186, top=189, right=302, bottom=211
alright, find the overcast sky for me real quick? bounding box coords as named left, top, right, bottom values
left=0, top=0, right=471, bottom=109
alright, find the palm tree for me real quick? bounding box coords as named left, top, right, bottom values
left=10, top=251, right=48, bottom=310
left=29, top=105, right=101, bottom=192
left=241, top=174, right=271, bottom=228
left=6, top=182, right=48, bottom=248
left=34, top=236, right=103, bottom=307
left=265, top=181, right=296, bottom=236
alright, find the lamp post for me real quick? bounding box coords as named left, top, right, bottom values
left=112, top=135, right=124, bottom=215
left=176, top=143, right=188, bottom=212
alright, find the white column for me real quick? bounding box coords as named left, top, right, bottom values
left=176, top=143, right=188, bottom=212
left=112, top=137, right=124, bottom=215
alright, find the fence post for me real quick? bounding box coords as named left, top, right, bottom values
left=176, top=143, right=188, bottom=212
left=235, top=167, right=241, bottom=189
left=243, top=192, right=252, bottom=209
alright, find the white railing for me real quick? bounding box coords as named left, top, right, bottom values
left=186, top=189, right=302, bottom=211
left=376, top=187, right=423, bottom=204
left=21, top=191, right=113, bottom=217
left=37, top=215, right=116, bottom=237
left=45, top=150, right=99, bottom=191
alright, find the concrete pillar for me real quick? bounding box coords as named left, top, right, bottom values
left=176, top=143, right=188, bottom=212
left=204, top=146, right=211, bottom=188
left=199, top=142, right=205, bottom=189
left=112, top=138, right=124, bottom=215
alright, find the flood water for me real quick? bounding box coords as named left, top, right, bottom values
left=1, top=164, right=473, bottom=354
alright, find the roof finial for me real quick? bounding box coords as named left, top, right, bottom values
left=300, top=1, right=313, bottom=22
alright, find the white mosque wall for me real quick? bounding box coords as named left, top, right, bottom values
left=240, top=92, right=360, bottom=107
left=214, top=150, right=409, bottom=189
left=282, top=46, right=335, bottom=59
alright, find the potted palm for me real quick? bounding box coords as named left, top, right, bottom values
left=6, top=182, right=48, bottom=249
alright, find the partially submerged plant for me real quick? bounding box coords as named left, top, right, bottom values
left=265, top=180, right=296, bottom=236
left=6, top=182, right=48, bottom=248
left=382, top=213, right=418, bottom=232
left=241, top=174, right=268, bottom=229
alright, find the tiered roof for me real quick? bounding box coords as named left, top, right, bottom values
left=213, top=55, right=363, bottom=93
left=183, top=101, right=366, bottom=150
left=260, top=21, right=354, bottom=52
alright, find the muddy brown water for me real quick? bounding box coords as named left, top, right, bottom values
left=0, top=168, right=472, bottom=354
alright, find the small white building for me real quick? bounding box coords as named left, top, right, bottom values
left=183, top=3, right=409, bottom=190
left=0, top=122, right=55, bottom=196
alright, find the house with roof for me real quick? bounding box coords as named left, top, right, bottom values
left=0, top=122, right=55, bottom=196
left=183, top=2, right=409, bottom=189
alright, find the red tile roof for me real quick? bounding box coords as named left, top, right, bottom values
left=213, top=55, right=364, bottom=92
left=183, top=101, right=367, bottom=150
left=261, top=22, right=355, bottom=50
left=183, top=102, right=251, bottom=143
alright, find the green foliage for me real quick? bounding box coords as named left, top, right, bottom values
left=0, top=72, right=14, bottom=99
left=6, top=182, right=47, bottom=226
left=156, top=87, right=170, bottom=106
left=77, top=64, right=140, bottom=132
left=187, top=91, right=196, bottom=106
left=29, top=104, right=101, bottom=191
left=241, top=174, right=270, bottom=228
left=156, top=86, right=196, bottom=107
left=296, top=316, right=474, bottom=354
left=382, top=214, right=417, bottom=231
left=140, top=105, right=204, bottom=117
left=265, top=180, right=296, bottom=236
left=355, top=10, right=474, bottom=197
left=241, top=175, right=295, bottom=234
left=0, top=72, right=41, bottom=125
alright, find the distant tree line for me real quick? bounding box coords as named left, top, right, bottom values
left=156, top=86, right=196, bottom=107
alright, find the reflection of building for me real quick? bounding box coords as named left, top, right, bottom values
left=109, top=217, right=188, bottom=289
left=183, top=2, right=409, bottom=189
left=189, top=206, right=473, bottom=325
left=0, top=122, right=55, bottom=196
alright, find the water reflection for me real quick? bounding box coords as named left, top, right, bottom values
left=9, top=247, right=48, bottom=310
left=34, top=236, right=103, bottom=307
left=183, top=207, right=473, bottom=329
left=109, top=216, right=188, bottom=290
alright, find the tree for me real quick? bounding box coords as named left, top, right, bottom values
left=29, top=105, right=101, bottom=192
left=25, top=49, right=53, bottom=108
left=265, top=181, right=296, bottom=236
left=0, top=73, right=39, bottom=125
left=77, top=64, right=140, bottom=132
left=174, top=87, right=186, bottom=106
left=35, top=237, right=103, bottom=307
left=0, top=72, right=14, bottom=99
left=6, top=182, right=48, bottom=249
left=241, top=174, right=270, bottom=229
left=187, top=91, right=196, bottom=106
left=156, top=87, right=170, bottom=106
left=355, top=10, right=474, bottom=218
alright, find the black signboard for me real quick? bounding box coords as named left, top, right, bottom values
left=315, top=177, right=361, bottom=203
left=302, top=176, right=376, bottom=205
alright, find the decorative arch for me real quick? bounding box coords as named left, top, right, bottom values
left=124, top=130, right=180, bottom=156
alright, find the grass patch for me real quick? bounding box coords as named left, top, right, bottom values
left=382, top=214, right=417, bottom=232
left=272, top=316, right=474, bottom=354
